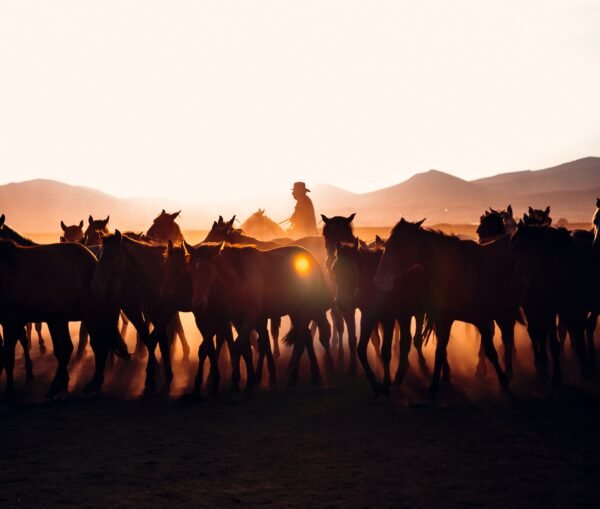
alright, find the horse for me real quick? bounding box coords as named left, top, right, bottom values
left=510, top=221, right=594, bottom=383
left=60, top=220, right=85, bottom=243
left=189, top=243, right=334, bottom=390
left=375, top=219, right=517, bottom=398
left=83, top=215, right=110, bottom=247
left=523, top=206, right=552, bottom=227
left=146, top=209, right=184, bottom=243
left=332, top=238, right=429, bottom=394
left=92, top=231, right=188, bottom=392
left=143, top=210, right=190, bottom=360
left=0, top=239, right=129, bottom=397
left=0, top=215, right=47, bottom=357
left=161, top=242, right=236, bottom=395
left=240, top=209, right=286, bottom=240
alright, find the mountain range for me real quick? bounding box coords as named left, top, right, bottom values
left=1, top=157, right=598, bottom=232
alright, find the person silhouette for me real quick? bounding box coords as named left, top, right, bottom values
left=288, top=182, right=318, bottom=237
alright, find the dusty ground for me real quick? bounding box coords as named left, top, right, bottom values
left=2, top=320, right=600, bottom=509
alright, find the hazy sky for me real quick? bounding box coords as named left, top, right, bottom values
left=1, top=1, right=599, bottom=202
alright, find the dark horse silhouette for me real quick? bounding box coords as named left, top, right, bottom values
left=146, top=209, right=184, bottom=243
left=60, top=220, right=85, bottom=243
left=332, top=238, right=429, bottom=394
left=188, top=243, right=334, bottom=390
left=375, top=219, right=516, bottom=398
left=93, top=231, right=188, bottom=392
left=510, top=221, right=594, bottom=383
left=83, top=215, right=110, bottom=247
left=0, top=215, right=47, bottom=358
left=0, top=238, right=129, bottom=397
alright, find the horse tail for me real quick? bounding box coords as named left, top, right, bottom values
left=282, top=326, right=301, bottom=346
left=110, top=328, right=131, bottom=360
left=422, top=312, right=436, bottom=346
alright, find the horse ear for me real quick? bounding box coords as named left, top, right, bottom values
left=399, top=218, right=406, bottom=225
left=0, top=214, right=4, bottom=227
left=60, top=221, right=67, bottom=232
left=544, top=206, right=550, bottom=215
left=79, top=220, right=84, bottom=228
left=171, top=211, right=181, bottom=220
left=89, top=215, right=93, bottom=224
left=528, top=206, right=533, bottom=215
left=218, top=216, right=224, bottom=224
left=212, top=221, right=217, bottom=229
left=105, top=216, right=110, bottom=224
left=320, top=214, right=330, bottom=225
left=517, top=219, right=524, bottom=228
left=507, top=205, right=513, bottom=216
left=114, top=229, right=122, bottom=242
left=416, top=218, right=426, bottom=227
left=347, top=213, right=356, bottom=223
left=161, top=209, right=166, bottom=215
left=375, top=234, right=382, bottom=243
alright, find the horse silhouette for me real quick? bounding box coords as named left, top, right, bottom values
left=146, top=209, right=184, bottom=243
left=375, top=218, right=516, bottom=398
left=332, top=238, right=429, bottom=394
left=60, top=220, right=85, bottom=243
left=0, top=239, right=129, bottom=398
left=188, top=243, right=333, bottom=389
left=240, top=209, right=286, bottom=240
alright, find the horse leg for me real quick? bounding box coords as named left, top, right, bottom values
left=85, top=323, right=111, bottom=394
left=394, top=316, right=411, bottom=386
left=155, top=326, right=174, bottom=392
left=270, top=316, right=281, bottom=360
left=370, top=325, right=382, bottom=363
left=143, top=331, right=158, bottom=393
left=237, top=327, right=256, bottom=393
left=497, top=318, right=515, bottom=379
left=46, top=321, right=74, bottom=398
left=566, top=312, right=590, bottom=381
left=2, top=325, right=19, bottom=398
left=475, top=332, right=488, bottom=378
left=585, top=311, right=598, bottom=373
left=287, top=319, right=308, bottom=387
left=304, top=326, right=321, bottom=385
left=430, top=319, right=452, bottom=399
left=343, top=309, right=357, bottom=375
left=356, top=312, right=380, bottom=394
left=379, top=318, right=393, bottom=391
left=557, top=317, right=568, bottom=354
left=413, top=312, right=427, bottom=372
left=174, top=313, right=190, bottom=361
left=75, top=323, right=88, bottom=360
left=35, top=322, right=46, bottom=355
left=548, top=315, right=563, bottom=386
left=25, top=323, right=32, bottom=352
left=478, top=322, right=509, bottom=394
left=331, top=307, right=345, bottom=364
left=258, top=321, right=277, bottom=388
left=18, top=327, right=33, bottom=382
left=315, top=311, right=334, bottom=375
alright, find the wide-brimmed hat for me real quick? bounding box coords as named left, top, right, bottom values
left=292, top=182, right=310, bottom=193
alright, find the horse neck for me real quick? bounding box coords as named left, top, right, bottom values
left=0, top=225, right=37, bottom=246
left=122, top=238, right=165, bottom=285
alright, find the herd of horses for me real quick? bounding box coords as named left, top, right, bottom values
left=1, top=200, right=600, bottom=401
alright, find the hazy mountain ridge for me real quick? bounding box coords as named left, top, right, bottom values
left=1, top=157, right=599, bottom=232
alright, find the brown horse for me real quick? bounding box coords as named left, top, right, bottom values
left=523, top=206, right=552, bottom=227
left=0, top=239, right=129, bottom=397
left=146, top=209, right=184, bottom=243
left=375, top=219, right=516, bottom=398
left=0, top=215, right=47, bottom=357
left=83, top=215, right=110, bottom=247
left=332, top=239, right=429, bottom=394
left=60, top=220, right=85, bottom=243
left=92, top=231, right=187, bottom=392
left=189, top=243, right=334, bottom=390
left=240, top=209, right=286, bottom=240
left=510, top=222, right=593, bottom=383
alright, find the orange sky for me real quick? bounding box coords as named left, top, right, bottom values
left=1, top=1, right=599, bottom=203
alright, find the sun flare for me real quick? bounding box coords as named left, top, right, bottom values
left=293, top=254, right=311, bottom=275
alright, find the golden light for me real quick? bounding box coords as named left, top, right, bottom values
left=293, top=254, right=311, bottom=275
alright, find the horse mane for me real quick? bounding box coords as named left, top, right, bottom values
left=0, top=223, right=37, bottom=246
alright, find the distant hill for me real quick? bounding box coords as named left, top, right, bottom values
left=1, top=157, right=599, bottom=232
left=0, top=179, right=210, bottom=233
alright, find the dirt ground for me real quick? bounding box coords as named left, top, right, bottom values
left=2, top=319, right=600, bottom=509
